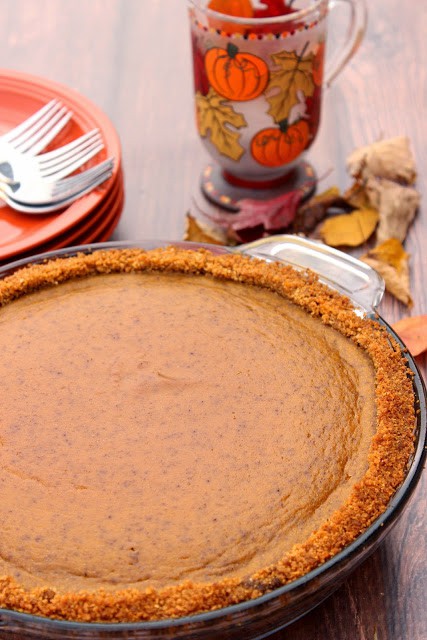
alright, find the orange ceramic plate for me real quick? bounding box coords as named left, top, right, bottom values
left=80, top=193, right=124, bottom=243
left=46, top=176, right=124, bottom=250
left=0, top=69, right=121, bottom=261
left=2, top=175, right=125, bottom=264
left=95, top=209, right=122, bottom=241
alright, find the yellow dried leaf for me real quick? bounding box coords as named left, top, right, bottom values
left=364, top=238, right=409, bottom=271
left=320, top=208, right=379, bottom=247
left=184, top=214, right=227, bottom=245
left=195, top=88, right=247, bottom=161
left=361, top=239, right=413, bottom=307
left=392, top=315, right=427, bottom=356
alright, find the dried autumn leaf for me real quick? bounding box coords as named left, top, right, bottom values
left=361, top=238, right=413, bottom=307
left=346, top=136, right=417, bottom=185
left=293, top=186, right=345, bottom=233
left=266, top=47, right=315, bottom=123
left=305, top=186, right=342, bottom=205
left=343, top=181, right=372, bottom=209
left=365, top=177, right=420, bottom=244
left=195, top=88, right=247, bottom=161
left=202, top=189, right=303, bottom=235
left=392, top=315, right=427, bottom=356
left=184, top=213, right=227, bottom=245
left=365, top=237, right=409, bottom=271
left=236, top=188, right=303, bottom=231
left=198, top=188, right=303, bottom=244
left=320, top=208, right=379, bottom=247
left=362, top=258, right=412, bottom=307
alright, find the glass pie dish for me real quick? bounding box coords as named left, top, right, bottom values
left=0, top=236, right=425, bottom=640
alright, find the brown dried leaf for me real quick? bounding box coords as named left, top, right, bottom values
left=301, top=186, right=344, bottom=209
left=361, top=238, right=413, bottom=307
left=293, top=186, right=345, bottom=233
left=392, top=315, right=427, bottom=356
left=365, top=178, right=420, bottom=244
left=320, top=208, right=379, bottom=247
left=184, top=213, right=228, bottom=245
left=346, top=136, right=417, bottom=184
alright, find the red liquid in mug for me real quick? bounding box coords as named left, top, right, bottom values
left=207, top=0, right=301, bottom=34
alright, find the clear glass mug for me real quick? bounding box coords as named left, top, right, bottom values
left=188, top=0, right=367, bottom=194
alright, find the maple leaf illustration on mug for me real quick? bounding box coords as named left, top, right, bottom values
left=195, top=88, right=248, bottom=161
left=266, top=44, right=315, bottom=124
left=250, top=44, right=316, bottom=168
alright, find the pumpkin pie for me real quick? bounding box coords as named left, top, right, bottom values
left=0, top=247, right=415, bottom=622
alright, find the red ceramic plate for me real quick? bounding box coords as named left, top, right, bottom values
left=0, top=69, right=121, bottom=261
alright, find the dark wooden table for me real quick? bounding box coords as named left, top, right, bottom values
left=1, top=2, right=426, bottom=639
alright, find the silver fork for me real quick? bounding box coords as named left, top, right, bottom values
left=0, top=99, right=73, bottom=157
left=0, top=129, right=105, bottom=193
left=28, top=129, right=104, bottom=181
left=0, top=157, right=114, bottom=206
left=0, top=158, right=114, bottom=214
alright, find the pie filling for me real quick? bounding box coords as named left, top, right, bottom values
left=0, top=247, right=415, bottom=622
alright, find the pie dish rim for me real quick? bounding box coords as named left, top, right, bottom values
left=0, top=239, right=425, bottom=638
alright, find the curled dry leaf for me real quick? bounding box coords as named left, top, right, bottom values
left=361, top=258, right=412, bottom=307
left=293, top=186, right=345, bottom=233
left=320, top=208, right=379, bottom=247
left=189, top=184, right=307, bottom=244
left=361, top=238, right=413, bottom=307
left=236, top=189, right=303, bottom=232
left=343, top=180, right=372, bottom=209
left=363, top=237, right=408, bottom=270
left=346, top=136, right=417, bottom=185
left=392, top=315, right=427, bottom=356
left=191, top=189, right=303, bottom=245
left=365, top=177, right=420, bottom=244
left=201, top=189, right=302, bottom=239
left=184, top=213, right=228, bottom=246
left=345, top=136, right=420, bottom=244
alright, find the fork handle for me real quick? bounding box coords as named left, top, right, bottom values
left=0, top=171, right=15, bottom=186
left=0, top=161, right=16, bottom=185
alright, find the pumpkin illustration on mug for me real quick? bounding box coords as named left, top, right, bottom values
left=204, top=43, right=270, bottom=102
left=251, top=119, right=310, bottom=167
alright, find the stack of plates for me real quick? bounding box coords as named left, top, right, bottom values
left=0, top=70, right=123, bottom=264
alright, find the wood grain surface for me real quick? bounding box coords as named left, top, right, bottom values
left=1, top=2, right=426, bottom=639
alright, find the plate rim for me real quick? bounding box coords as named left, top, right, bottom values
left=0, top=68, right=122, bottom=260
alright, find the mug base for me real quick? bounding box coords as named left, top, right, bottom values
left=200, top=162, right=316, bottom=213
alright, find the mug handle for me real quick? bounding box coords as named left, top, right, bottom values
left=324, top=0, right=368, bottom=86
